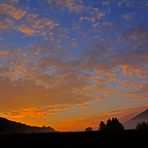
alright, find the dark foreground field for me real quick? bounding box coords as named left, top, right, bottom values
left=0, top=130, right=147, bottom=147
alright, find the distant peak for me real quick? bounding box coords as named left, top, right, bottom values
left=128, top=108, right=148, bottom=121
left=140, top=108, right=148, bottom=115
left=144, top=108, right=148, bottom=112
left=124, top=108, right=148, bottom=129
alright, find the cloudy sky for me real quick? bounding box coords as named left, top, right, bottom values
left=0, top=0, right=148, bottom=131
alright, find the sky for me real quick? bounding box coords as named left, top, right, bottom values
left=0, top=0, right=148, bottom=131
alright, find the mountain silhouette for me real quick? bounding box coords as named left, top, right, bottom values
left=124, top=108, right=148, bottom=129
left=0, top=117, right=55, bottom=134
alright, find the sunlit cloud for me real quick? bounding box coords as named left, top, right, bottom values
left=0, top=107, right=47, bottom=119
left=47, top=0, right=83, bottom=12
left=0, top=3, right=25, bottom=20
left=17, top=24, right=35, bottom=35
left=27, top=14, right=57, bottom=30
left=0, top=18, right=14, bottom=31
left=0, top=50, right=11, bottom=56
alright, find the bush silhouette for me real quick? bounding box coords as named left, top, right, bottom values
left=99, top=117, right=124, bottom=131
left=85, top=127, right=93, bottom=132
left=136, top=122, right=148, bottom=130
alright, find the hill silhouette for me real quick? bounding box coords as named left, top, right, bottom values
left=125, top=108, right=148, bottom=129
left=0, top=117, right=55, bottom=134
left=0, top=117, right=147, bottom=147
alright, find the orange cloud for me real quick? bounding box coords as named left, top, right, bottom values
left=27, top=15, right=58, bottom=36
left=17, top=24, right=35, bottom=35
left=131, top=83, right=148, bottom=99
left=0, top=50, right=11, bottom=56
left=120, top=64, right=143, bottom=77
left=0, top=3, right=25, bottom=20
left=0, top=107, right=47, bottom=121
left=0, top=19, right=13, bottom=30
left=22, top=13, right=58, bottom=37
left=47, top=0, right=83, bottom=12
left=115, top=78, right=148, bottom=100
left=47, top=104, right=72, bottom=114
left=31, top=18, right=56, bottom=30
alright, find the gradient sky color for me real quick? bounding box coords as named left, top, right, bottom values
left=0, top=0, right=148, bottom=131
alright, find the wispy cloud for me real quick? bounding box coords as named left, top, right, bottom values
left=0, top=50, right=11, bottom=56
left=0, top=3, right=25, bottom=20
left=0, top=107, right=47, bottom=119
left=47, top=0, right=83, bottom=12
left=17, top=24, right=35, bottom=35
left=0, top=18, right=14, bottom=31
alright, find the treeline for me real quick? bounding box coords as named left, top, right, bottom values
left=99, top=117, right=124, bottom=130
left=85, top=117, right=148, bottom=131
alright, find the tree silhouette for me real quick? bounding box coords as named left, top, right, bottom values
left=85, top=127, right=93, bottom=132
left=111, top=117, right=124, bottom=130
left=136, top=122, right=148, bottom=130
left=99, top=117, right=124, bottom=131
left=106, top=119, right=112, bottom=130
left=99, top=121, right=106, bottom=130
